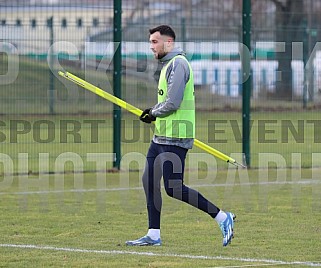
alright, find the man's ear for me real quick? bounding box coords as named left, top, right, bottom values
left=164, top=37, right=174, bottom=52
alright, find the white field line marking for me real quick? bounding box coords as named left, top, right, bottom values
left=212, top=263, right=292, bottom=268
left=0, top=244, right=320, bottom=267
left=0, top=179, right=320, bottom=196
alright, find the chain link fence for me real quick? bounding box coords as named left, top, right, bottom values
left=1, top=1, right=321, bottom=113
left=0, top=0, right=321, bottom=171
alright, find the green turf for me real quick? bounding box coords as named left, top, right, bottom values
left=1, top=56, right=321, bottom=267
left=0, top=56, right=158, bottom=114
left=1, top=56, right=316, bottom=115
left=0, top=110, right=320, bottom=174
left=0, top=169, right=320, bottom=267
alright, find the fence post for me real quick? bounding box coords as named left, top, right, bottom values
left=226, top=69, right=231, bottom=96
left=202, top=69, right=207, bottom=85
left=48, top=16, right=54, bottom=115
left=181, top=17, right=186, bottom=52
left=238, top=69, right=242, bottom=95
left=113, top=0, right=122, bottom=169
left=242, top=0, right=251, bottom=167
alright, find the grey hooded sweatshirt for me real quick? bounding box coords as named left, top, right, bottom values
left=150, top=47, right=194, bottom=149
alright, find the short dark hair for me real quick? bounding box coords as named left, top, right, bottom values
left=149, top=25, right=176, bottom=40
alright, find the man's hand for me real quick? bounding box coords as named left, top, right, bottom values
left=140, top=108, right=156, bottom=124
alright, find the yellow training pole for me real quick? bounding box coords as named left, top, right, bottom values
left=58, top=71, right=245, bottom=168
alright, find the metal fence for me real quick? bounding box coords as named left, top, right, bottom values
left=0, top=0, right=320, bottom=170
left=1, top=1, right=321, bottom=113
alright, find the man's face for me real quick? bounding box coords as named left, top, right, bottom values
left=149, top=31, right=173, bottom=59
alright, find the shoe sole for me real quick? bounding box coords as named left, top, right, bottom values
left=125, top=237, right=162, bottom=246
left=231, top=213, right=236, bottom=239
left=126, top=242, right=161, bottom=246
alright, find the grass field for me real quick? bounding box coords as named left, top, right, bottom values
left=0, top=168, right=320, bottom=267
left=0, top=110, right=320, bottom=174
left=1, top=57, right=321, bottom=267
left=0, top=111, right=321, bottom=267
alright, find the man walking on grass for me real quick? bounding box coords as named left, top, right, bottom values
left=126, top=25, right=235, bottom=247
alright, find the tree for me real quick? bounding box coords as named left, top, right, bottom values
left=270, top=0, right=306, bottom=99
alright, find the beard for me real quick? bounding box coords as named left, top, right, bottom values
left=155, top=50, right=166, bottom=59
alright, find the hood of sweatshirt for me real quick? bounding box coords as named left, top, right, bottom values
left=159, top=47, right=185, bottom=64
